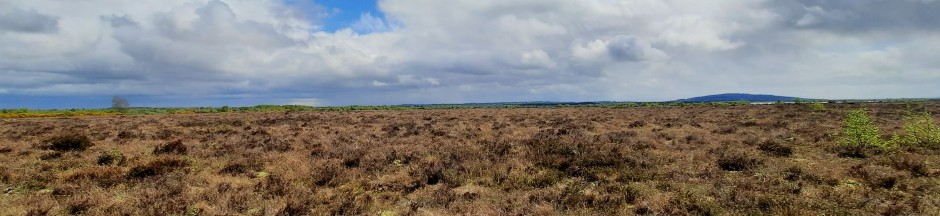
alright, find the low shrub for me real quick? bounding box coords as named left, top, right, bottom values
left=758, top=140, right=793, bottom=157
left=717, top=151, right=764, bottom=171
left=60, top=166, right=124, bottom=187
left=279, top=200, right=313, bottom=215
left=26, top=205, right=53, bottom=216
left=255, top=174, right=291, bottom=198
left=51, top=183, right=81, bottom=196
left=243, top=130, right=292, bottom=152
left=39, top=152, right=62, bottom=160
left=0, top=166, right=11, bottom=183
left=664, top=191, right=722, bottom=215
left=783, top=166, right=821, bottom=183
left=623, top=183, right=653, bottom=204
left=38, top=134, right=94, bottom=151
left=65, top=197, right=95, bottom=215
left=886, top=153, right=931, bottom=177
left=851, top=164, right=906, bottom=189
left=127, top=157, right=189, bottom=178
left=116, top=130, right=137, bottom=139
left=219, top=157, right=264, bottom=177
left=713, top=126, right=738, bottom=135
left=97, top=150, right=126, bottom=166
left=153, top=140, right=188, bottom=155
left=628, top=120, right=646, bottom=128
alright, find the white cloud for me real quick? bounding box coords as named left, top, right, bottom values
left=0, top=0, right=939, bottom=106
left=653, top=15, right=744, bottom=51
left=519, top=49, right=556, bottom=69
left=351, top=12, right=395, bottom=33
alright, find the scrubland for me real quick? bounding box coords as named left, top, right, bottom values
left=1, top=102, right=939, bottom=215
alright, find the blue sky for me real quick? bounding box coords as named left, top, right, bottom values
left=294, top=0, right=384, bottom=33
left=1, top=0, right=939, bottom=109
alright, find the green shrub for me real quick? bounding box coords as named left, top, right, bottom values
left=808, top=102, right=826, bottom=112
left=890, top=112, right=940, bottom=148
left=837, top=110, right=891, bottom=156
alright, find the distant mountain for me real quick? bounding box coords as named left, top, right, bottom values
left=674, top=93, right=804, bottom=102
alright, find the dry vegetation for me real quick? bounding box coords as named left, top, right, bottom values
left=1, top=102, right=939, bottom=215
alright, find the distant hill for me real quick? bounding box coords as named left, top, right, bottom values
left=399, top=101, right=620, bottom=107
left=674, top=93, right=803, bottom=102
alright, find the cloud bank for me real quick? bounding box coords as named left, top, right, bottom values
left=0, top=0, right=938, bottom=107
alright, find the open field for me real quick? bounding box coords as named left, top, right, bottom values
left=1, top=103, right=939, bottom=215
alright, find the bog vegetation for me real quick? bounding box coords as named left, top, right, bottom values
left=0, top=102, right=938, bottom=215
left=1, top=102, right=758, bottom=119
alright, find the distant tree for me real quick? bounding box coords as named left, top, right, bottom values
left=112, top=96, right=130, bottom=113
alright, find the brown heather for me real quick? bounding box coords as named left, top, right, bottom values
left=0, top=102, right=939, bottom=215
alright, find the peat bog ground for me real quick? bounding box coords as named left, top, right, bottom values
left=1, top=103, right=939, bottom=215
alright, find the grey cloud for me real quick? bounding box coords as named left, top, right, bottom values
left=0, top=7, right=58, bottom=34
left=105, top=0, right=310, bottom=83
left=769, top=0, right=940, bottom=32
left=370, top=74, right=440, bottom=88
left=0, top=0, right=342, bottom=97
left=0, top=70, right=73, bottom=88
left=104, top=15, right=137, bottom=28
left=404, top=50, right=506, bottom=76
left=607, top=36, right=667, bottom=62
left=153, top=0, right=299, bottom=49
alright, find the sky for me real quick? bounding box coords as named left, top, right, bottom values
left=0, top=0, right=938, bottom=109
